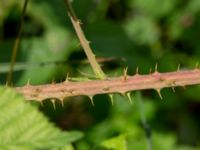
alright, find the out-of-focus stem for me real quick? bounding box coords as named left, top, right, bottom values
left=7, top=0, right=29, bottom=85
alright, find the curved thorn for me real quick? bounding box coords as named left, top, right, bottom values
left=154, top=63, right=160, bottom=75
left=51, top=99, right=56, bottom=109
left=65, top=73, right=70, bottom=82
left=119, top=92, right=125, bottom=97
left=171, top=87, right=175, bottom=93
left=61, top=99, right=65, bottom=107
left=155, top=63, right=158, bottom=72
left=109, top=94, right=114, bottom=105
left=135, top=66, right=139, bottom=75
left=89, top=96, right=95, bottom=106
left=181, top=85, right=186, bottom=89
left=123, top=67, right=128, bottom=81
left=87, top=40, right=92, bottom=44
left=126, top=92, right=133, bottom=104
left=156, top=89, right=163, bottom=99
left=77, top=19, right=82, bottom=25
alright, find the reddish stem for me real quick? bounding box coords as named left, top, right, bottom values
left=15, top=69, right=200, bottom=101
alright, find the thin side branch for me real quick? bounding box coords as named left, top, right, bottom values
left=64, top=0, right=106, bottom=79
left=15, top=69, right=200, bottom=101
left=7, top=0, right=29, bottom=85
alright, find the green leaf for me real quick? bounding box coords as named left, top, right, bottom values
left=124, top=16, right=160, bottom=45
left=0, top=87, right=83, bottom=150
left=101, top=134, right=127, bottom=150
left=130, top=0, right=175, bottom=18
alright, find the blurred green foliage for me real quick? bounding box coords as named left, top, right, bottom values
left=0, top=87, right=83, bottom=150
left=0, top=0, right=200, bottom=149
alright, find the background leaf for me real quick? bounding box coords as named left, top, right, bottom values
left=101, top=134, right=127, bottom=150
